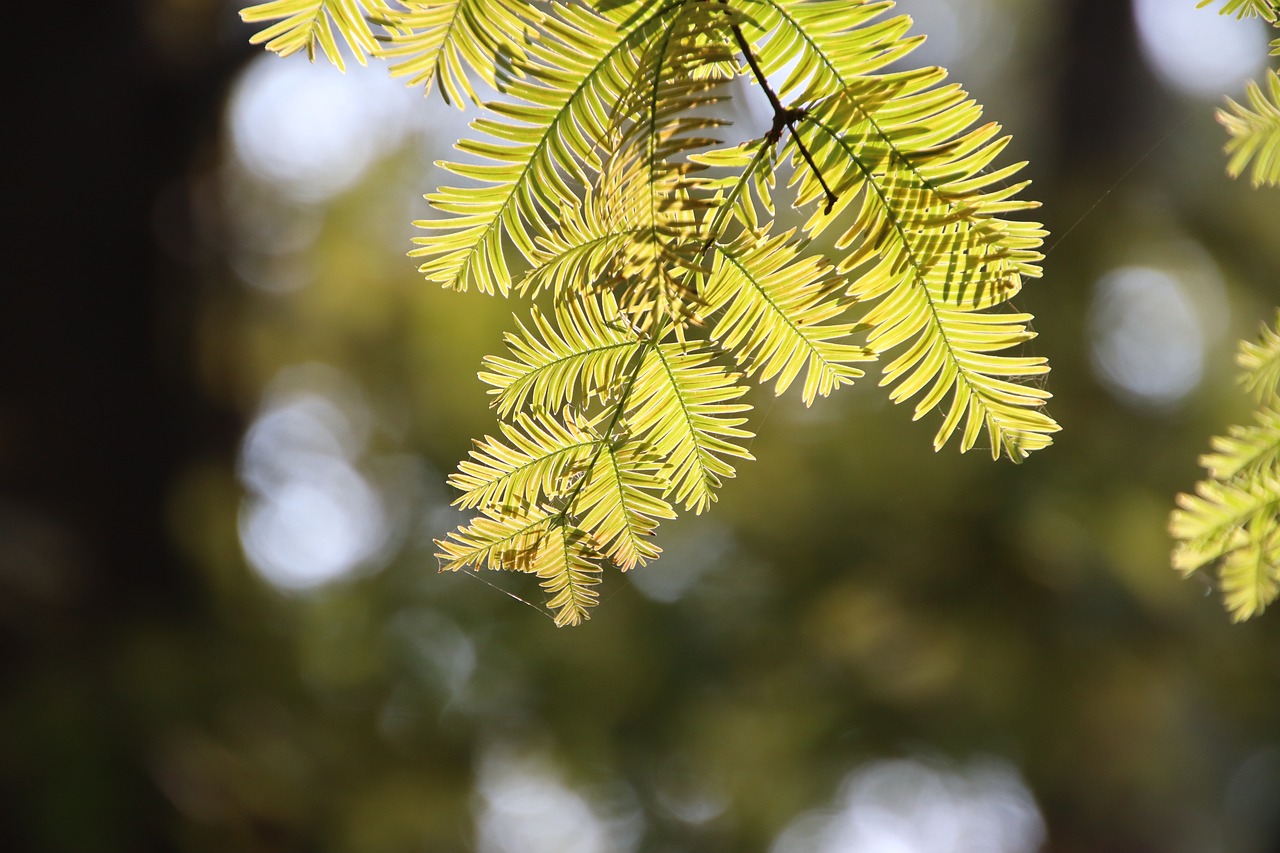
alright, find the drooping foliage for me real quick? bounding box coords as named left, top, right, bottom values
left=241, top=0, right=1057, bottom=625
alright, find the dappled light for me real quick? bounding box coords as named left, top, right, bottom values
left=771, top=758, right=1045, bottom=853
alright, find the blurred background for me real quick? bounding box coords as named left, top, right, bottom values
left=5, top=0, right=1280, bottom=851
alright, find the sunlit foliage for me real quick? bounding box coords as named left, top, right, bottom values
left=1219, top=69, right=1280, bottom=188
left=241, top=0, right=390, bottom=69
left=240, top=0, right=1057, bottom=625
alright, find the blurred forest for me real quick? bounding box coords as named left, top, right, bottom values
left=4, top=1, right=1280, bottom=852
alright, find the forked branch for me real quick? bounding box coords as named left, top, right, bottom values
left=720, top=0, right=839, bottom=213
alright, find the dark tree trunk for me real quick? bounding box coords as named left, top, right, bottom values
left=1051, top=0, right=1159, bottom=177
left=1, top=4, right=249, bottom=850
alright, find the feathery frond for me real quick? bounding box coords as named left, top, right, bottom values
left=435, top=503, right=604, bottom=624
left=436, top=503, right=560, bottom=572
left=625, top=342, right=754, bottom=512
left=518, top=186, right=642, bottom=301
left=1238, top=308, right=1280, bottom=400
left=741, top=0, right=923, bottom=103
left=411, top=0, right=682, bottom=294
left=1170, top=3, right=1280, bottom=623
left=574, top=439, right=675, bottom=569
left=241, top=0, right=389, bottom=69
left=791, top=75, right=1053, bottom=458
left=1171, top=478, right=1280, bottom=620
left=449, top=411, right=601, bottom=510
left=1200, top=410, right=1280, bottom=481
left=1196, top=0, right=1279, bottom=21
left=533, top=526, right=603, bottom=626
left=376, top=0, right=538, bottom=104
left=704, top=231, right=873, bottom=404
left=1219, top=521, right=1280, bottom=621
left=558, top=0, right=744, bottom=326
left=479, top=293, right=644, bottom=419
left=696, top=138, right=779, bottom=236
left=694, top=0, right=1057, bottom=459
left=1172, top=478, right=1279, bottom=570
left=1218, top=69, right=1280, bottom=188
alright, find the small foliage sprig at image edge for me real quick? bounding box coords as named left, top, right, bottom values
left=1168, top=1, right=1280, bottom=622
left=1197, top=0, right=1280, bottom=188
left=239, top=0, right=1059, bottom=626
left=1172, top=312, right=1280, bottom=621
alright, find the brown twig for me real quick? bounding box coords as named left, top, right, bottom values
left=720, top=1, right=838, bottom=213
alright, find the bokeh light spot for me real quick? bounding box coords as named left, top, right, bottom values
left=629, top=520, right=732, bottom=603
left=894, top=0, right=1012, bottom=73
left=771, top=757, right=1045, bottom=853
left=228, top=54, right=422, bottom=203
left=1133, top=0, right=1269, bottom=98
left=238, top=365, right=390, bottom=591
left=1088, top=266, right=1208, bottom=407
left=476, top=747, right=641, bottom=853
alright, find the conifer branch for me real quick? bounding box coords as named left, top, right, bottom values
left=242, top=0, right=1058, bottom=625
left=550, top=339, right=651, bottom=531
